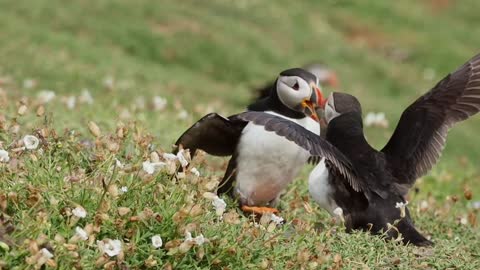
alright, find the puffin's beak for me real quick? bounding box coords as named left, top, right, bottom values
left=314, top=85, right=327, bottom=108
left=301, top=99, right=319, bottom=122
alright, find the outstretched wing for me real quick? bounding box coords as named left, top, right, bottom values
left=174, top=113, right=247, bottom=156
left=382, top=53, right=480, bottom=190
left=237, top=111, right=363, bottom=192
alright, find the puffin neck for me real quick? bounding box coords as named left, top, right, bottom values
left=326, top=112, right=368, bottom=151
left=247, top=80, right=306, bottom=119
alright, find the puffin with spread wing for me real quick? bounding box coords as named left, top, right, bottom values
left=175, top=68, right=325, bottom=215
left=238, top=53, right=480, bottom=245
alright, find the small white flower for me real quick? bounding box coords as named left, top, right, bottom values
left=333, top=207, right=345, bottom=222
left=395, top=201, right=409, bottom=209
left=115, top=158, right=124, bottom=169
left=460, top=216, right=468, bottom=225
left=184, top=231, right=193, bottom=242
left=37, top=90, right=56, bottom=104
left=176, top=149, right=189, bottom=167
left=79, top=89, right=94, bottom=104
left=472, top=201, right=480, bottom=209
left=184, top=231, right=207, bottom=246
left=23, top=135, right=40, bottom=150
left=23, top=79, right=36, bottom=89
left=72, top=206, right=87, bottom=218
left=120, top=186, right=128, bottom=194
left=103, top=76, right=115, bottom=90
left=364, top=112, right=388, bottom=128
left=65, top=96, right=76, bottom=110
left=142, top=160, right=166, bottom=174
left=75, top=226, right=88, bottom=241
left=97, top=239, right=122, bottom=257
left=193, top=234, right=206, bottom=245
left=178, top=110, right=188, bottom=120
left=395, top=201, right=409, bottom=218
left=0, top=150, right=9, bottom=163
left=153, top=96, right=167, bottom=111
left=270, top=213, right=284, bottom=225
left=40, top=248, right=54, bottom=259
left=162, top=153, right=177, bottom=161
left=151, top=235, right=163, bottom=248
left=212, top=196, right=227, bottom=216
left=190, top=167, right=200, bottom=177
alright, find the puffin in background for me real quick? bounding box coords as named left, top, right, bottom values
left=175, top=68, right=325, bottom=215
left=238, top=53, right=480, bottom=245
left=253, top=62, right=339, bottom=102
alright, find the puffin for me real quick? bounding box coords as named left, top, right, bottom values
left=237, top=53, right=480, bottom=245
left=175, top=68, right=325, bottom=215
left=253, top=62, right=339, bottom=102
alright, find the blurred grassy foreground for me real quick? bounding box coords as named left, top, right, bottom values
left=0, top=0, right=479, bottom=269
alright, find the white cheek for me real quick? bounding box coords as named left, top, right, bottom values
left=325, top=104, right=340, bottom=122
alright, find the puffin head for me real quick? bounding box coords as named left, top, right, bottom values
left=275, top=68, right=325, bottom=121
left=324, top=92, right=362, bottom=123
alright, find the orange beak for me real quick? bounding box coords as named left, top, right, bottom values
left=327, top=73, right=339, bottom=88
left=314, top=85, right=327, bottom=108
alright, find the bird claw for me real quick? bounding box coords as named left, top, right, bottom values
left=241, top=205, right=279, bottom=215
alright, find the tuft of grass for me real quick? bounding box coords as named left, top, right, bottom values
left=0, top=0, right=479, bottom=268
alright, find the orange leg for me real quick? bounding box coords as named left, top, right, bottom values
left=241, top=205, right=279, bottom=215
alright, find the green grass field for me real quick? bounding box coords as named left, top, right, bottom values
left=0, top=0, right=479, bottom=268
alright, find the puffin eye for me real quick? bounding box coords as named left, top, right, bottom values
left=292, top=82, right=299, bottom=91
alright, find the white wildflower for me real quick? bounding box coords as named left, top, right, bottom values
left=178, top=110, right=188, bottom=120
left=460, top=216, right=468, bottom=225
left=142, top=160, right=166, bottom=174
left=333, top=207, right=345, bottom=222
left=97, top=239, right=122, bottom=257
left=419, top=200, right=429, bottom=211
left=40, top=248, right=54, bottom=259
left=103, top=76, right=115, bottom=90
left=37, top=90, right=56, bottom=104
left=75, top=226, right=88, bottom=241
left=212, top=196, right=227, bottom=216
left=120, top=186, right=128, bottom=194
left=176, top=149, right=189, bottom=167
left=23, top=135, right=40, bottom=150
left=190, top=167, right=200, bottom=177
left=471, top=201, right=480, bottom=209
left=72, top=206, right=87, bottom=218
left=0, top=150, right=9, bottom=163
left=23, top=79, right=36, bottom=89
left=270, top=213, right=284, bottom=225
left=151, top=235, right=163, bottom=248
left=153, top=96, right=167, bottom=111
left=162, top=153, right=177, bottom=161
left=115, top=158, right=124, bottom=169
left=395, top=201, right=409, bottom=218
left=65, top=96, right=76, bottom=110
left=364, top=112, right=388, bottom=128
left=79, top=89, right=94, bottom=104
left=184, top=231, right=207, bottom=246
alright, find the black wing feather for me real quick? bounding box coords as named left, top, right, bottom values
left=174, top=113, right=247, bottom=157
left=382, top=53, right=480, bottom=191
left=237, top=111, right=363, bottom=192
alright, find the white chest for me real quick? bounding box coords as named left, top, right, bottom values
left=308, top=158, right=337, bottom=214
left=235, top=111, right=320, bottom=205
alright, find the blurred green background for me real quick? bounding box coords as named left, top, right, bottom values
left=1, top=0, right=479, bottom=188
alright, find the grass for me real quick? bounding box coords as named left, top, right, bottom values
left=0, top=0, right=479, bottom=268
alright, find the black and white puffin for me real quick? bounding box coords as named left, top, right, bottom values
left=175, top=68, right=325, bottom=214
left=253, top=62, right=339, bottom=102
left=237, top=53, right=480, bottom=245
